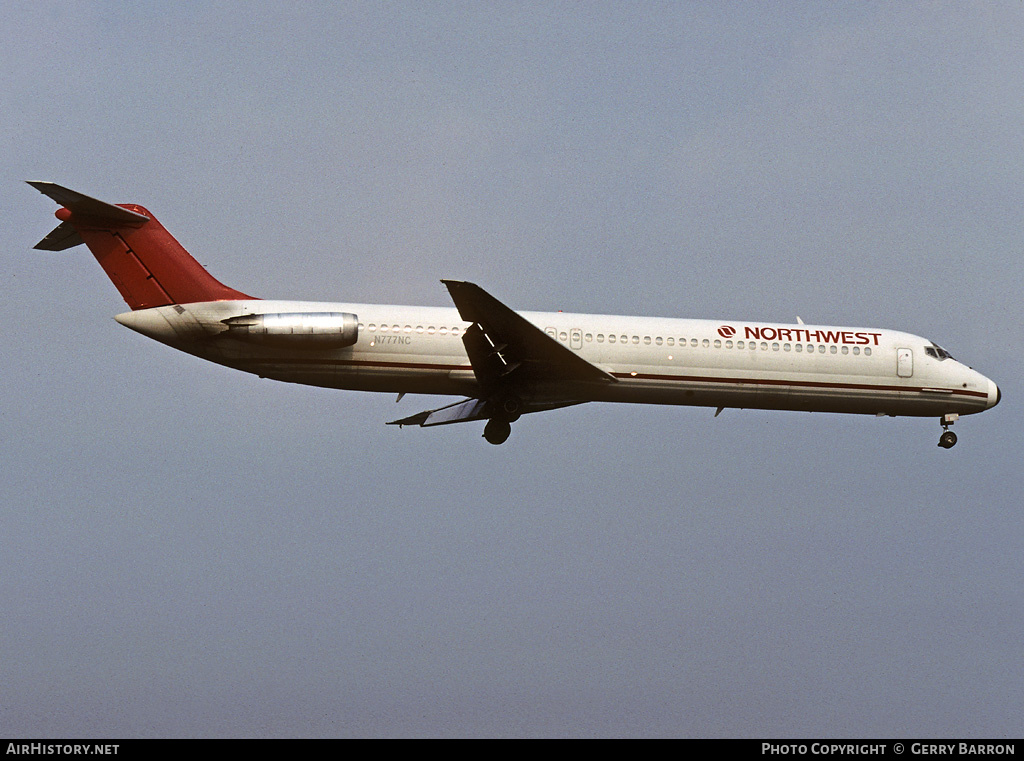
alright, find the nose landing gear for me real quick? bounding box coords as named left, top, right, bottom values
left=938, top=413, right=959, bottom=449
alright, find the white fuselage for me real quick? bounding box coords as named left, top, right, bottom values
left=115, top=299, right=999, bottom=418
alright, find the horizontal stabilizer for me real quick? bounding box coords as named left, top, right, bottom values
left=29, top=181, right=255, bottom=309
left=387, top=398, right=489, bottom=428
left=27, top=181, right=149, bottom=225
left=34, top=221, right=85, bottom=251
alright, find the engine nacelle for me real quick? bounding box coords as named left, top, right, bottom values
left=221, top=312, right=359, bottom=349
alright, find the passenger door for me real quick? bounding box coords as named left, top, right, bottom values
left=897, top=348, right=913, bottom=378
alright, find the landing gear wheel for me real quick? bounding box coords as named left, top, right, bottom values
left=483, top=418, right=512, bottom=445
left=497, top=395, right=522, bottom=422
left=938, top=430, right=958, bottom=449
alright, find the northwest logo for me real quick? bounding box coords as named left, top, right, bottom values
left=717, top=325, right=736, bottom=338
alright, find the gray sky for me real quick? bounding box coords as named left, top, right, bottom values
left=2, top=1, right=1022, bottom=738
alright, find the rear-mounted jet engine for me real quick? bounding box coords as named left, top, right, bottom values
left=221, top=312, right=359, bottom=349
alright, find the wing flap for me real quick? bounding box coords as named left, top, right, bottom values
left=387, top=398, right=489, bottom=428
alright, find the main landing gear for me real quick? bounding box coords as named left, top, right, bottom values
left=938, top=413, right=959, bottom=449
left=482, top=395, right=521, bottom=445
left=483, top=418, right=512, bottom=445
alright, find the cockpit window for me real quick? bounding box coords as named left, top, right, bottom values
left=925, top=343, right=954, bottom=361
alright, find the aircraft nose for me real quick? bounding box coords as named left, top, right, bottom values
left=988, top=379, right=1001, bottom=409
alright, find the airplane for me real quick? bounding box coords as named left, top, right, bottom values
left=28, top=181, right=1000, bottom=447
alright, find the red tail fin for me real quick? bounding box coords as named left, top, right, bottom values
left=30, top=182, right=256, bottom=310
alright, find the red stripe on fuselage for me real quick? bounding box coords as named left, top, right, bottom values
left=233, top=356, right=985, bottom=400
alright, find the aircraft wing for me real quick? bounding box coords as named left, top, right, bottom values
left=441, top=280, right=617, bottom=388
left=388, top=281, right=612, bottom=431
